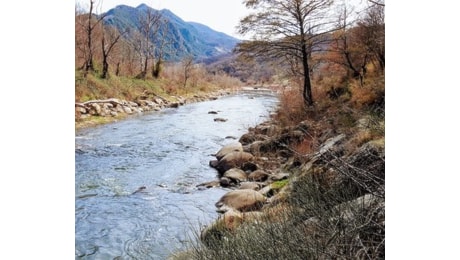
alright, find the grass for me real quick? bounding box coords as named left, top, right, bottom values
left=75, top=68, right=244, bottom=129
left=75, top=68, right=243, bottom=103
left=75, top=70, right=168, bottom=102
left=173, top=163, right=384, bottom=259
left=168, top=73, right=385, bottom=260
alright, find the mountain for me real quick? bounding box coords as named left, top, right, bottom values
left=102, top=3, right=240, bottom=61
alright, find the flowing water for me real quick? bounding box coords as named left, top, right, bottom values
left=75, top=88, right=279, bottom=259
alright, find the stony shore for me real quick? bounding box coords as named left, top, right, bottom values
left=75, top=89, right=235, bottom=129
left=75, top=88, right=385, bottom=258
left=187, top=110, right=385, bottom=256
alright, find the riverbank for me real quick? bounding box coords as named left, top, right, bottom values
left=75, top=88, right=237, bottom=130
left=170, top=77, right=385, bottom=259
left=75, top=90, right=280, bottom=259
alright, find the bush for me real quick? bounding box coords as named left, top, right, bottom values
left=174, top=142, right=385, bottom=259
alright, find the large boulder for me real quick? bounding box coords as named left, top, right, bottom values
left=215, top=189, right=266, bottom=213
left=200, top=209, right=267, bottom=245
left=239, top=182, right=262, bottom=191
left=223, top=168, right=248, bottom=183
left=214, top=142, right=243, bottom=160
left=248, top=170, right=270, bottom=182
left=215, top=151, right=254, bottom=174
left=200, top=209, right=243, bottom=245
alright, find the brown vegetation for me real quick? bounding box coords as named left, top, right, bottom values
left=170, top=0, right=384, bottom=257
left=76, top=1, right=384, bottom=258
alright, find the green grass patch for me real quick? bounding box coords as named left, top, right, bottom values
left=271, top=179, right=289, bottom=190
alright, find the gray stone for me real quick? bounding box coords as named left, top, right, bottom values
left=215, top=142, right=243, bottom=160
left=215, top=189, right=266, bottom=212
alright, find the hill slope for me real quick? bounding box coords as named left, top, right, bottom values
left=103, top=4, right=240, bottom=61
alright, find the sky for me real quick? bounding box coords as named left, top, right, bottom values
left=76, top=0, right=250, bottom=39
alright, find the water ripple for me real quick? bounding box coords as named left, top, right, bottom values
left=75, top=90, right=279, bottom=259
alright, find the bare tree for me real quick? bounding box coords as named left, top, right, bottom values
left=135, top=7, right=163, bottom=79
left=182, top=56, right=194, bottom=88
left=100, top=25, right=125, bottom=79
left=328, top=3, right=369, bottom=86
left=75, top=4, right=87, bottom=70
left=82, top=0, right=107, bottom=75
left=151, top=21, right=172, bottom=78
left=359, top=3, right=385, bottom=72
left=236, top=0, right=337, bottom=106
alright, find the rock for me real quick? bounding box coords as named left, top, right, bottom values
left=154, top=98, right=164, bottom=105
left=92, top=103, right=102, bottom=115
left=219, top=177, right=232, bottom=187
left=200, top=209, right=243, bottom=244
left=223, top=168, right=248, bottom=182
left=197, top=180, right=221, bottom=189
left=241, top=162, right=258, bottom=172
left=214, top=142, right=243, bottom=160
left=128, top=101, right=138, bottom=107
left=75, top=107, right=87, bottom=114
left=214, top=117, right=228, bottom=122
left=256, top=124, right=279, bottom=136
left=248, top=170, right=270, bottom=182
left=239, top=133, right=269, bottom=146
left=215, top=189, right=266, bottom=213
left=245, top=140, right=265, bottom=155
left=116, top=105, right=125, bottom=113
left=239, top=182, right=261, bottom=191
left=215, top=151, right=254, bottom=174
left=258, top=184, right=274, bottom=196
left=123, top=106, right=133, bottom=114
left=269, top=172, right=290, bottom=181
left=208, top=111, right=218, bottom=114
left=209, top=160, right=219, bottom=168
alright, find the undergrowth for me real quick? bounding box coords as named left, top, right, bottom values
left=170, top=74, right=385, bottom=260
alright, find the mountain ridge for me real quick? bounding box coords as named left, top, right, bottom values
left=102, top=3, right=240, bottom=61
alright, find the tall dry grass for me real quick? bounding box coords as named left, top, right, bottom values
left=75, top=63, right=243, bottom=103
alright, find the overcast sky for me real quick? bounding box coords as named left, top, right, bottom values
left=76, top=0, right=250, bottom=39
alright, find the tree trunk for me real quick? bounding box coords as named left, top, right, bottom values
left=115, top=62, right=120, bottom=76
left=101, top=54, right=109, bottom=79
left=101, top=37, right=109, bottom=79
left=141, top=56, right=148, bottom=79
left=301, top=42, right=313, bottom=107
left=85, top=0, right=94, bottom=74
left=152, top=58, right=162, bottom=78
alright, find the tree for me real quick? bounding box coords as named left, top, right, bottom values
left=100, top=25, right=124, bottom=79
left=135, top=7, right=163, bottom=79
left=237, top=0, right=337, bottom=106
left=182, top=56, right=194, bottom=88
left=359, top=3, right=384, bottom=72
left=328, top=3, right=369, bottom=86
left=82, top=0, right=106, bottom=75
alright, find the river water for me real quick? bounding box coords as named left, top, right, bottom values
left=75, top=88, right=279, bottom=259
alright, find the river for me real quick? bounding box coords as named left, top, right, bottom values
left=75, top=88, right=279, bottom=259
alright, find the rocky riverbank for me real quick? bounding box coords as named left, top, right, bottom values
left=75, top=89, right=235, bottom=129
left=172, top=106, right=385, bottom=259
